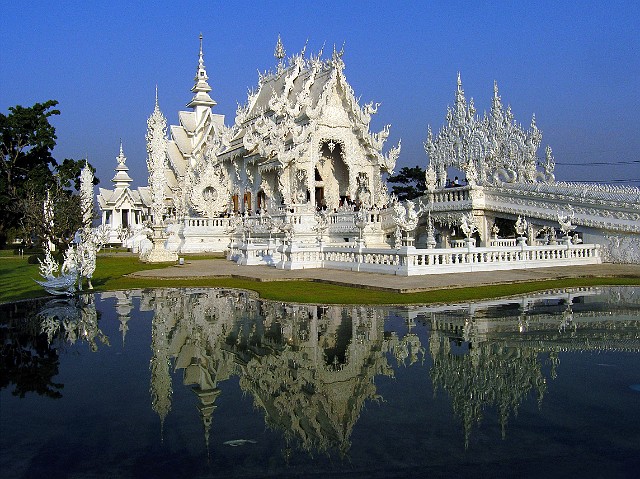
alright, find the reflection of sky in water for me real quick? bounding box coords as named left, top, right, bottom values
left=1, top=287, right=639, bottom=478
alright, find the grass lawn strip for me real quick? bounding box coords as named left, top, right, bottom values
left=1, top=254, right=639, bottom=305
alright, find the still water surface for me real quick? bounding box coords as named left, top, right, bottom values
left=1, top=286, right=639, bottom=478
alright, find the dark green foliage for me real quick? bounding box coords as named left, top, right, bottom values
left=0, top=101, right=99, bottom=247
left=0, top=100, right=60, bottom=244
left=387, top=165, right=426, bottom=201
left=0, top=299, right=63, bottom=399
left=57, top=158, right=99, bottom=191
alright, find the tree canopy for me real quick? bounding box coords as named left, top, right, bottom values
left=387, top=165, right=426, bottom=201
left=0, top=101, right=99, bottom=247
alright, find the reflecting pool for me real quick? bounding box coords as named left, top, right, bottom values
left=1, top=287, right=639, bottom=478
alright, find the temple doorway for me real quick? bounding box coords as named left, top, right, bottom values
left=317, top=140, right=348, bottom=209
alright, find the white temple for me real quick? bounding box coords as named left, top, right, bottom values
left=98, top=35, right=640, bottom=270
left=97, top=142, right=150, bottom=246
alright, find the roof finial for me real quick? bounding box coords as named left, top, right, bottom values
left=155, top=84, right=159, bottom=109
left=274, top=34, right=286, bottom=73
left=274, top=33, right=286, bottom=61
left=187, top=33, right=216, bottom=110
left=113, top=140, right=131, bottom=186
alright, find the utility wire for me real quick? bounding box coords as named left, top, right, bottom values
left=555, top=160, right=640, bottom=166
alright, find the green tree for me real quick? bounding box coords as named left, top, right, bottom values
left=18, top=160, right=100, bottom=251
left=0, top=101, right=59, bottom=244
left=0, top=101, right=99, bottom=247
left=387, top=165, right=426, bottom=201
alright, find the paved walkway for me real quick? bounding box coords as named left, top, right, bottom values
left=129, top=260, right=640, bottom=293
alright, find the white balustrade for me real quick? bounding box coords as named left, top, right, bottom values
left=271, top=241, right=600, bottom=275
left=489, top=238, right=518, bottom=247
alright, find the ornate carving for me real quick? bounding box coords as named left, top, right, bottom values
left=80, top=162, right=94, bottom=227
left=602, top=234, right=640, bottom=263
left=515, top=216, right=528, bottom=236
left=188, top=149, right=231, bottom=217
left=146, top=91, right=168, bottom=226
left=393, top=199, right=423, bottom=232
left=558, top=206, right=577, bottom=236
left=425, top=75, right=550, bottom=187
left=459, top=213, right=478, bottom=240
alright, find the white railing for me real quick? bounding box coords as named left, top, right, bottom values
left=429, top=186, right=471, bottom=204
left=271, top=242, right=601, bottom=275
left=489, top=238, right=517, bottom=247
left=184, top=217, right=234, bottom=228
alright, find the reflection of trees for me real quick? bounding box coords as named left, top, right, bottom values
left=0, top=299, right=63, bottom=398
left=1, top=294, right=107, bottom=400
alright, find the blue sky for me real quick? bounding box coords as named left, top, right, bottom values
left=2, top=1, right=638, bottom=188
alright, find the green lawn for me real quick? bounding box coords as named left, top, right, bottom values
left=1, top=253, right=639, bottom=305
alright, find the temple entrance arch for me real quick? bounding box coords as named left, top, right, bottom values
left=317, top=139, right=349, bottom=209
left=257, top=190, right=266, bottom=213
left=314, top=167, right=325, bottom=209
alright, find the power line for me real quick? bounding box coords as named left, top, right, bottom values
left=555, top=160, right=640, bottom=166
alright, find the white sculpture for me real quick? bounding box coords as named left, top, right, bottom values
left=140, top=88, right=178, bottom=263
left=392, top=199, right=423, bottom=247
left=147, top=87, right=168, bottom=227
left=515, top=216, right=528, bottom=237
left=43, top=189, right=55, bottom=252
left=558, top=206, right=577, bottom=236
left=313, top=210, right=329, bottom=242
left=37, top=165, right=109, bottom=294
left=459, top=213, right=478, bottom=241
left=36, top=247, right=78, bottom=296
left=76, top=226, right=110, bottom=290
left=424, top=164, right=437, bottom=193
left=424, top=75, right=552, bottom=188
left=80, top=161, right=95, bottom=227
left=425, top=212, right=437, bottom=249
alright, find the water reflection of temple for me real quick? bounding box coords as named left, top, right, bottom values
left=138, top=288, right=422, bottom=456
left=408, top=287, right=640, bottom=447
left=18, top=286, right=640, bottom=454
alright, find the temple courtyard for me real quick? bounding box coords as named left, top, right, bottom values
left=129, top=259, right=640, bottom=294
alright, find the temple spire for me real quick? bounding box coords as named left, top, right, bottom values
left=112, top=141, right=133, bottom=188
left=274, top=34, right=285, bottom=73
left=490, top=80, right=504, bottom=128
left=454, top=72, right=467, bottom=124
left=187, top=33, right=216, bottom=111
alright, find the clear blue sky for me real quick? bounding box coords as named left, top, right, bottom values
left=2, top=1, right=639, bottom=188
